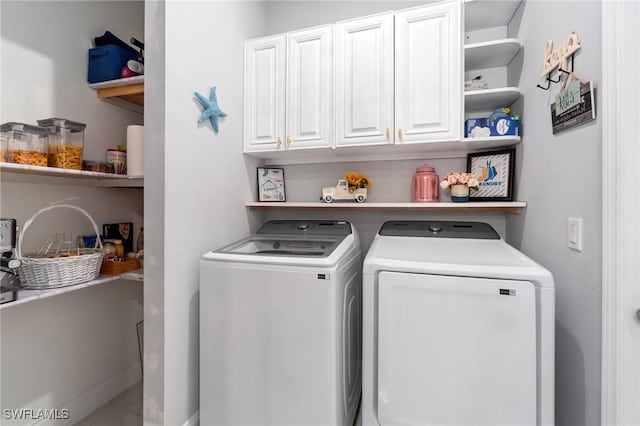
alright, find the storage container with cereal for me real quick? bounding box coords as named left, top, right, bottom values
left=38, top=118, right=86, bottom=170
left=1, top=122, right=49, bottom=167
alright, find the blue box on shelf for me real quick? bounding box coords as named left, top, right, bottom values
left=87, top=44, right=137, bottom=83
left=465, top=116, right=521, bottom=138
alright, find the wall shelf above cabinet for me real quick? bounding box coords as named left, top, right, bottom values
left=247, top=201, right=526, bottom=214
left=465, top=87, right=521, bottom=112
left=0, top=163, right=143, bottom=187
left=89, top=75, right=144, bottom=113
left=465, top=39, right=522, bottom=70
left=464, top=0, right=522, bottom=31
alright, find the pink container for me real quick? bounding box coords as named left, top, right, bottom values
left=412, top=164, right=440, bottom=202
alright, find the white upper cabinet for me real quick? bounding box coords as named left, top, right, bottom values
left=395, top=1, right=462, bottom=144
left=244, top=26, right=333, bottom=154
left=286, top=25, right=333, bottom=150
left=334, top=12, right=394, bottom=147
left=244, top=35, right=286, bottom=152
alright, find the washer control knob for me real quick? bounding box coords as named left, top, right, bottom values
left=297, top=223, right=309, bottom=231
left=429, top=225, right=442, bottom=233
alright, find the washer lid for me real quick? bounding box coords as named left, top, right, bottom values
left=202, top=220, right=357, bottom=265
left=218, top=235, right=343, bottom=258
left=257, top=220, right=353, bottom=236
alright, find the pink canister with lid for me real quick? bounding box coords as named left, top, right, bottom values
left=412, top=164, right=440, bottom=202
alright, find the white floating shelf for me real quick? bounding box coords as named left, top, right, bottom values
left=465, top=0, right=522, bottom=31
left=0, top=270, right=143, bottom=311
left=247, top=201, right=526, bottom=214
left=465, top=38, right=522, bottom=70
left=0, top=163, right=143, bottom=187
left=465, top=87, right=522, bottom=112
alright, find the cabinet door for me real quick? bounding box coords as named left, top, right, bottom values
left=286, top=25, right=333, bottom=151
left=334, top=12, right=394, bottom=147
left=244, top=35, right=286, bottom=152
left=395, top=1, right=462, bottom=144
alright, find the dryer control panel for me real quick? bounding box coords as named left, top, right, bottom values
left=379, top=221, right=500, bottom=239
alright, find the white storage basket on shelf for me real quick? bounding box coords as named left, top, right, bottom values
left=17, top=204, right=104, bottom=289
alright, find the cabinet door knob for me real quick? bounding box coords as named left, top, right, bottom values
left=277, top=137, right=282, bottom=147
left=287, top=136, right=292, bottom=146
left=385, top=128, right=390, bottom=140
left=398, top=129, right=403, bottom=140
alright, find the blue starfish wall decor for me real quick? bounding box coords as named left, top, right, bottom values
left=194, top=86, right=227, bottom=133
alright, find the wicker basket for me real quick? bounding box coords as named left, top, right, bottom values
left=17, top=204, right=104, bottom=289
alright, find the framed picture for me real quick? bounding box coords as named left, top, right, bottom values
left=466, top=149, right=515, bottom=201
left=257, top=167, right=286, bottom=202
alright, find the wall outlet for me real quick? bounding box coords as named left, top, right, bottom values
left=568, top=217, right=583, bottom=252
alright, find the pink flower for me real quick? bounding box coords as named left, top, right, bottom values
left=458, top=174, right=469, bottom=184
left=447, top=174, right=457, bottom=184
left=440, top=180, right=450, bottom=189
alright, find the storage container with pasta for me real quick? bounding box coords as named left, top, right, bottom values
left=38, top=118, right=86, bottom=170
left=1, top=122, right=49, bottom=167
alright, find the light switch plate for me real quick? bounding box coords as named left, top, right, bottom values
left=568, top=217, right=583, bottom=251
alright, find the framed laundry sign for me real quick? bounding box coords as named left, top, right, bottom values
left=257, top=167, right=286, bottom=202
left=466, top=149, right=515, bottom=201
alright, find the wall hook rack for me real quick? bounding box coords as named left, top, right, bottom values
left=537, top=54, right=575, bottom=91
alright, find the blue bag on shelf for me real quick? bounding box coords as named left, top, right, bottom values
left=87, top=44, right=138, bottom=83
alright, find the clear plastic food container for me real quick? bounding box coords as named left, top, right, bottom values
left=1, top=122, right=49, bottom=167
left=37, top=118, right=86, bottom=170
left=0, top=135, right=7, bottom=162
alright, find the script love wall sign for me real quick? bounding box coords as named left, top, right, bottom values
left=541, top=32, right=581, bottom=77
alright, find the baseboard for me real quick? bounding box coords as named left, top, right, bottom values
left=183, top=410, right=200, bottom=426
left=35, top=362, right=142, bottom=426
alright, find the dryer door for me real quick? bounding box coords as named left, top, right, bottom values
left=377, top=271, right=537, bottom=426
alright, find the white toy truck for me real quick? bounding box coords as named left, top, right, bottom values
left=322, top=179, right=367, bottom=203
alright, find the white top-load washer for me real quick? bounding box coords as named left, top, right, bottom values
left=362, top=221, right=555, bottom=426
left=200, top=220, right=362, bottom=426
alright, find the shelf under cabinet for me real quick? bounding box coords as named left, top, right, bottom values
left=89, top=75, right=144, bottom=113
left=465, top=39, right=522, bottom=70
left=247, top=201, right=526, bottom=214
left=465, top=87, right=522, bottom=112
left=0, top=163, right=143, bottom=187
left=0, top=269, right=143, bottom=311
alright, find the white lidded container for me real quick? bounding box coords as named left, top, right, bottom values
left=1, top=122, right=49, bottom=167
left=37, top=118, right=86, bottom=170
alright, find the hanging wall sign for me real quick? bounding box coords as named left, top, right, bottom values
left=555, top=79, right=581, bottom=115
left=550, top=80, right=596, bottom=134
left=541, top=32, right=581, bottom=77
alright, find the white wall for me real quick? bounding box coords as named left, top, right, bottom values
left=0, top=1, right=144, bottom=423
left=147, top=2, right=266, bottom=424
left=506, top=2, right=602, bottom=425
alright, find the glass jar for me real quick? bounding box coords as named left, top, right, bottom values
left=107, top=149, right=127, bottom=175
left=412, top=164, right=440, bottom=202
left=103, top=242, right=117, bottom=259
left=37, top=118, right=86, bottom=170
left=1, top=122, right=49, bottom=166
left=105, top=239, right=124, bottom=258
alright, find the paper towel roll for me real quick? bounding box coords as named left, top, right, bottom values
left=126, top=125, right=144, bottom=176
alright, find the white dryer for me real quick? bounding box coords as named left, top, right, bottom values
left=200, top=220, right=362, bottom=426
left=362, top=221, right=555, bottom=426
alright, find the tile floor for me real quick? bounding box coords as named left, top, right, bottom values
left=74, top=382, right=361, bottom=426
left=74, top=382, right=142, bottom=426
